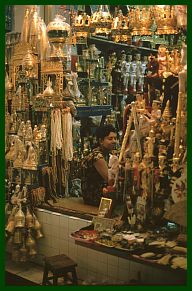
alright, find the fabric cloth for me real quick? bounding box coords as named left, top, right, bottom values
left=81, top=146, right=109, bottom=206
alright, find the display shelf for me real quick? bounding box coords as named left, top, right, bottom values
left=88, top=36, right=158, bottom=54
left=76, top=105, right=112, bottom=118
left=75, top=239, right=186, bottom=280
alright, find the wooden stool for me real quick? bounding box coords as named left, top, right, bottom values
left=42, top=254, right=78, bottom=285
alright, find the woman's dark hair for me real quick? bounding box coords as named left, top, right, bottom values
left=96, top=124, right=116, bottom=141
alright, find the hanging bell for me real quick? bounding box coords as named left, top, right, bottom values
left=14, top=204, right=25, bottom=228
left=28, top=246, right=37, bottom=256
left=26, top=230, right=36, bottom=248
left=5, top=218, right=15, bottom=234
left=33, top=215, right=41, bottom=230
left=25, top=207, right=34, bottom=228
left=36, top=229, right=43, bottom=239
left=19, top=241, right=28, bottom=262
left=12, top=248, right=20, bottom=262
left=13, top=229, right=22, bottom=244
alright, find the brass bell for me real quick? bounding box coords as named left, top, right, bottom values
left=20, top=241, right=28, bottom=262
left=28, top=246, right=37, bottom=256
left=5, top=219, right=15, bottom=234
left=26, top=230, right=36, bottom=248
left=33, top=215, right=41, bottom=230
left=12, top=248, right=20, bottom=262
left=13, top=229, right=22, bottom=244
left=36, top=229, right=43, bottom=239
left=25, top=207, right=34, bottom=228
left=15, top=204, right=25, bottom=228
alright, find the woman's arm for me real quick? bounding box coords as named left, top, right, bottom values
left=94, top=158, right=108, bottom=182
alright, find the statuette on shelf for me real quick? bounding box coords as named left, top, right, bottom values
left=23, top=142, right=38, bottom=170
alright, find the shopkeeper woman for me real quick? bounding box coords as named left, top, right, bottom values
left=81, top=124, right=117, bottom=206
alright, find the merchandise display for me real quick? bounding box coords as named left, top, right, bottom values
left=5, top=4, right=187, bottom=285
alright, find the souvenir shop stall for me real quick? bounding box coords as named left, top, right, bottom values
left=5, top=5, right=187, bottom=285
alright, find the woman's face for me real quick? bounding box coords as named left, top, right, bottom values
left=100, top=132, right=117, bottom=151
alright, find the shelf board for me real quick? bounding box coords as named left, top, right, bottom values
left=88, top=36, right=158, bottom=54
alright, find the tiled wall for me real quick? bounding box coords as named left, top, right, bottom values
left=35, top=208, right=185, bottom=285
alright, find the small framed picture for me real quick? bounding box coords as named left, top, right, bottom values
left=98, top=197, right=112, bottom=218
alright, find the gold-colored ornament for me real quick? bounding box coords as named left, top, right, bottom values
left=5, top=73, right=13, bottom=94
left=129, top=7, right=153, bottom=36
left=162, top=100, right=172, bottom=120
left=111, top=10, right=130, bottom=43
left=47, top=14, right=71, bottom=58
left=25, top=207, right=34, bottom=228
left=14, top=204, right=25, bottom=228
left=33, top=215, right=44, bottom=238
left=91, top=5, right=112, bottom=36
left=43, top=78, right=55, bottom=98
left=19, top=240, right=28, bottom=262
left=20, top=8, right=30, bottom=43
left=73, top=11, right=91, bottom=43
left=41, top=60, right=64, bottom=95
left=154, top=5, right=178, bottom=35
left=22, top=50, right=35, bottom=78
left=26, top=230, right=36, bottom=247
left=10, top=43, right=38, bottom=90
left=26, top=230, right=37, bottom=256
left=5, top=218, right=15, bottom=234
left=28, top=7, right=39, bottom=52
left=13, top=228, right=22, bottom=244
left=36, top=229, right=44, bottom=239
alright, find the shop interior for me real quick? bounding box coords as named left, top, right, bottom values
left=5, top=5, right=187, bottom=286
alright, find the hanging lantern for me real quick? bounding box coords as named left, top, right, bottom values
left=91, top=5, right=112, bottom=36
left=154, top=5, right=178, bottom=35
left=47, top=14, right=71, bottom=58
